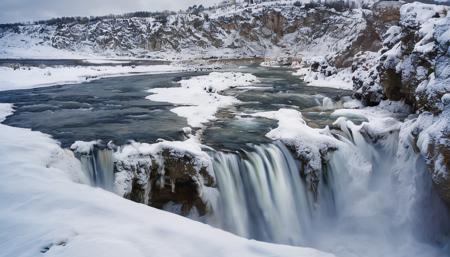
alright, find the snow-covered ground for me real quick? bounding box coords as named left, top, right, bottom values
left=0, top=103, right=334, bottom=257
left=0, top=65, right=186, bottom=91
left=294, top=67, right=353, bottom=90
left=147, top=72, right=259, bottom=127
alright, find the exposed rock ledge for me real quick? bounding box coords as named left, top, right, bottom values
left=71, top=139, right=216, bottom=216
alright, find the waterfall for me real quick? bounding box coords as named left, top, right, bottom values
left=70, top=120, right=449, bottom=256
left=206, top=121, right=450, bottom=256
left=79, top=148, right=115, bottom=191
left=207, top=142, right=335, bottom=245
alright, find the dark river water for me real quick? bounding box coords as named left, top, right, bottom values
left=0, top=65, right=351, bottom=150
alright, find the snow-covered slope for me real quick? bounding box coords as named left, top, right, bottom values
left=0, top=103, right=333, bottom=257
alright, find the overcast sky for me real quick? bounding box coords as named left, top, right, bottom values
left=0, top=0, right=224, bottom=24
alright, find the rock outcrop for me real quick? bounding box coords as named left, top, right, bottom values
left=379, top=3, right=449, bottom=113
left=115, top=148, right=215, bottom=216
left=71, top=140, right=217, bottom=216
left=353, top=2, right=450, bottom=205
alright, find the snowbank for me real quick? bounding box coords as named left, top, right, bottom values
left=0, top=65, right=185, bottom=91
left=0, top=103, right=14, bottom=122
left=0, top=102, right=334, bottom=257
left=147, top=72, right=259, bottom=127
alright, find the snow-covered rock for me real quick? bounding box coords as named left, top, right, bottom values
left=70, top=137, right=217, bottom=216
left=348, top=2, right=450, bottom=204
left=413, top=108, right=450, bottom=205
left=379, top=2, right=449, bottom=113
left=294, top=57, right=353, bottom=90
left=351, top=51, right=383, bottom=105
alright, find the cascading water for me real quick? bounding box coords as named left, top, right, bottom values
left=78, top=148, right=115, bottom=191
left=208, top=142, right=318, bottom=245
left=206, top=119, right=450, bottom=257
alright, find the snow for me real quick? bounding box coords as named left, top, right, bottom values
left=332, top=100, right=411, bottom=122
left=70, top=140, right=102, bottom=154
left=415, top=108, right=450, bottom=180
left=251, top=108, right=338, bottom=171
left=0, top=98, right=334, bottom=257
left=400, top=2, right=448, bottom=27
left=0, top=65, right=186, bottom=92
left=0, top=32, right=96, bottom=59
left=0, top=103, right=14, bottom=122
left=293, top=61, right=353, bottom=90
left=147, top=72, right=259, bottom=127
left=81, top=59, right=134, bottom=64
left=0, top=1, right=372, bottom=62
left=114, top=137, right=212, bottom=171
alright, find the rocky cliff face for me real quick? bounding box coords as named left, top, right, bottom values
left=0, top=2, right=393, bottom=62
left=379, top=3, right=449, bottom=113
left=353, top=2, right=450, bottom=205
left=355, top=3, right=449, bottom=112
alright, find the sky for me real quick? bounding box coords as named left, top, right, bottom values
left=0, top=0, right=224, bottom=24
